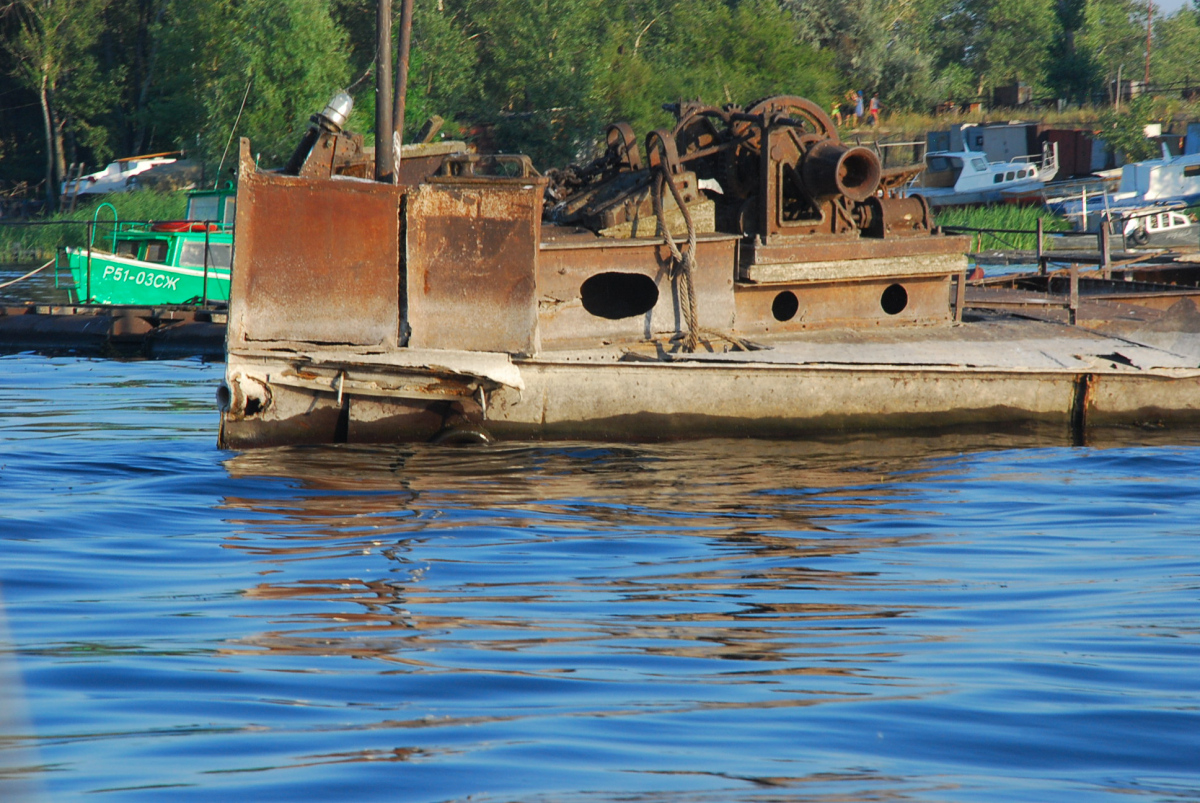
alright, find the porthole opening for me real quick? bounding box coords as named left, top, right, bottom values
left=580, top=272, right=659, bottom=320
left=772, top=290, right=799, bottom=321
left=881, top=283, right=908, bottom=315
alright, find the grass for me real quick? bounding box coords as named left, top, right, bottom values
left=933, top=204, right=1072, bottom=251
left=0, top=190, right=188, bottom=263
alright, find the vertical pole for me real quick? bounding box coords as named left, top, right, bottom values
left=1036, top=217, right=1044, bottom=261
left=955, top=270, right=966, bottom=323
left=1100, top=220, right=1112, bottom=279
left=1069, top=264, right=1079, bottom=325
left=393, top=0, right=414, bottom=152
left=86, top=220, right=93, bottom=304
left=375, top=0, right=394, bottom=183
left=202, top=223, right=210, bottom=307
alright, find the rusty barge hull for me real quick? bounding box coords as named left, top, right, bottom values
left=219, top=91, right=1200, bottom=448
left=219, top=333, right=1200, bottom=448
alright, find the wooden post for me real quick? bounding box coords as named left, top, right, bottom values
left=1069, top=264, right=1079, bottom=326
left=1036, top=217, right=1044, bottom=262
left=393, top=0, right=415, bottom=152
left=1099, top=221, right=1112, bottom=279
left=955, top=270, right=966, bottom=323
left=374, top=0, right=394, bottom=183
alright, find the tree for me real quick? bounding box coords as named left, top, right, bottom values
left=971, top=0, right=1061, bottom=93
left=6, top=0, right=114, bottom=211
left=1078, top=0, right=1147, bottom=98
left=1151, top=5, right=1200, bottom=89
left=153, top=0, right=351, bottom=168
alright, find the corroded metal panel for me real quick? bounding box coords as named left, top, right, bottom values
left=406, top=178, right=544, bottom=355
left=733, top=275, right=952, bottom=333
left=229, top=139, right=401, bottom=347
left=537, top=235, right=738, bottom=348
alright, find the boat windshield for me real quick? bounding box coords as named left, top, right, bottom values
left=924, top=156, right=963, bottom=188
left=144, top=240, right=169, bottom=263
left=187, top=195, right=221, bottom=224
left=178, top=241, right=232, bottom=269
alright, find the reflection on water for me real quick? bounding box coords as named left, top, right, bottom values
left=0, top=263, right=74, bottom=306
left=3, top=357, right=1200, bottom=802
left=0, top=587, right=49, bottom=803
left=220, top=440, right=961, bottom=670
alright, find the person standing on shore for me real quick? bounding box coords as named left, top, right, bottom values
left=868, top=94, right=881, bottom=126
left=854, top=90, right=864, bottom=125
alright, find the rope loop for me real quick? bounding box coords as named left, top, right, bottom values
left=647, top=131, right=700, bottom=353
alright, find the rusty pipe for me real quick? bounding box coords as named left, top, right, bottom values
left=801, top=141, right=881, bottom=202
left=374, top=0, right=394, bottom=182
left=855, top=195, right=932, bottom=238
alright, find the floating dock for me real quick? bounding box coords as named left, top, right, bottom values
left=0, top=303, right=225, bottom=359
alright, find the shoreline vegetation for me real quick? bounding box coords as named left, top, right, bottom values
left=0, top=191, right=186, bottom=262
left=4, top=0, right=1200, bottom=212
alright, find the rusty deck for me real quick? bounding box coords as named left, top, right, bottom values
left=218, top=91, right=1200, bottom=448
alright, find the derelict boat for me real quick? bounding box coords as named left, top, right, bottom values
left=217, top=94, right=1200, bottom=448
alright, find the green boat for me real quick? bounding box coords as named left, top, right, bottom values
left=62, top=187, right=235, bottom=306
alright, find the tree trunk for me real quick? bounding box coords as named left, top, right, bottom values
left=39, top=73, right=57, bottom=214
left=49, top=86, right=68, bottom=191
left=132, top=0, right=167, bottom=155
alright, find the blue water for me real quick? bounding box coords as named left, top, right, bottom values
left=2, top=355, right=1200, bottom=802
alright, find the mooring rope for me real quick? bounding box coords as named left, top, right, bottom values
left=0, top=258, right=54, bottom=290
left=652, top=167, right=700, bottom=352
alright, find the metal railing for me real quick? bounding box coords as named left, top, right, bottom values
left=0, top=217, right=226, bottom=306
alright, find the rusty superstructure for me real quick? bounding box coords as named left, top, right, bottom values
left=218, top=89, right=1200, bottom=448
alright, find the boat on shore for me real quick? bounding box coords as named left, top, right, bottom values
left=62, top=187, right=235, bottom=305
left=215, top=82, right=1200, bottom=449
left=1041, top=205, right=1199, bottom=253
left=908, top=143, right=1058, bottom=207
left=61, top=152, right=182, bottom=198
left=1049, top=150, right=1200, bottom=227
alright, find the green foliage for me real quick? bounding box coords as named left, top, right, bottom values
left=935, top=204, right=1070, bottom=251
left=413, top=0, right=839, bottom=167
left=972, top=0, right=1061, bottom=93
left=2, top=0, right=1196, bottom=194
left=1097, top=96, right=1160, bottom=162
left=1151, top=7, right=1200, bottom=89
left=154, top=0, right=351, bottom=165
left=0, top=190, right=188, bottom=258
left=1078, top=0, right=1146, bottom=88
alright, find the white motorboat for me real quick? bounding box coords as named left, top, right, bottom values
left=1049, top=150, right=1200, bottom=228
left=908, top=142, right=1058, bottom=207
left=61, top=152, right=180, bottom=197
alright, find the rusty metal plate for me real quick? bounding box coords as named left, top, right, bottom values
left=228, top=139, right=401, bottom=347
left=406, top=178, right=544, bottom=354
left=733, top=274, right=952, bottom=333
left=742, top=234, right=972, bottom=267
left=537, top=235, right=738, bottom=347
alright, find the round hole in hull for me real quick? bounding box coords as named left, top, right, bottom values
left=772, top=290, right=799, bottom=321
left=881, top=283, right=908, bottom=315
left=580, top=272, right=660, bottom=319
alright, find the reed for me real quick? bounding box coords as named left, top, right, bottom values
left=933, top=205, right=1071, bottom=252
left=0, top=191, right=188, bottom=263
